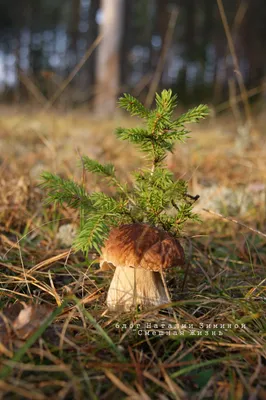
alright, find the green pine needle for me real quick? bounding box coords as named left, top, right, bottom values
left=40, top=172, right=91, bottom=209
left=42, top=89, right=209, bottom=255
left=175, top=104, right=209, bottom=125
left=118, top=93, right=150, bottom=118
left=74, top=214, right=109, bottom=253
left=82, top=156, right=115, bottom=178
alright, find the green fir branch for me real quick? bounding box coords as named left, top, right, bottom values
left=174, top=104, right=209, bottom=126
left=89, top=192, right=129, bottom=215
left=74, top=214, right=109, bottom=253
left=82, top=156, right=115, bottom=178
left=40, top=172, right=91, bottom=209
left=42, top=89, right=208, bottom=254
left=118, top=93, right=150, bottom=118
left=155, top=89, right=178, bottom=117
left=115, top=127, right=151, bottom=143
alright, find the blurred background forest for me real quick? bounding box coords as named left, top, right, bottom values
left=0, top=0, right=266, bottom=113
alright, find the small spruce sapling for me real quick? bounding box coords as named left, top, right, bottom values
left=41, top=90, right=209, bottom=254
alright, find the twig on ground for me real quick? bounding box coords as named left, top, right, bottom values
left=203, top=208, right=266, bottom=238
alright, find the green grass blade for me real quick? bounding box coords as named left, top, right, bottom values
left=71, top=296, right=126, bottom=362
left=0, top=300, right=67, bottom=380
left=171, top=354, right=241, bottom=379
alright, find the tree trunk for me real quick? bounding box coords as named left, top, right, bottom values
left=87, top=0, right=100, bottom=88
left=69, top=0, right=80, bottom=65
left=94, top=0, right=124, bottom=116
left=120, top=0, right=132, bottom=86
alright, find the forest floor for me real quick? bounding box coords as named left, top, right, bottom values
left=0, top=107, right=265, bottom=399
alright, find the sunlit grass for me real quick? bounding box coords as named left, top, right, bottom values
left=0, top=109, right=265, bottom=399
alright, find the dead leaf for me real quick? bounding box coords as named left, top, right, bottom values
left=0, top=302, right=54, bottom=352
left=13, top=303, right=54, bottom=339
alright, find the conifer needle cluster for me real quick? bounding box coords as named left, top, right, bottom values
left=41, top=90, right=209, bottom=254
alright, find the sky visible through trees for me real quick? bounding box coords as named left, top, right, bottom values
left=0, top=0, right=265, bottom=107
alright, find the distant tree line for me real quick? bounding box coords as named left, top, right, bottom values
left=0, top=0, right=265, bottom=111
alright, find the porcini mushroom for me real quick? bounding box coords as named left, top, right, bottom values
left=100, top=223, right=185, bottom=312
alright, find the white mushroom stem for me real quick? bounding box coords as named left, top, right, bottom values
left=107, top=267, right=169, bottom=312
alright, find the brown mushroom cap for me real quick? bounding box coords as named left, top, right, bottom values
left=100, top=223, right=185, bottom=271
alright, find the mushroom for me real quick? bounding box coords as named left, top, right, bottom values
left=100, top=223, right=185, bottom=312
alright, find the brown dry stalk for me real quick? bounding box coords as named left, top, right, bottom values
left=43, top=34, right=103, bottom=111
left=216, top=82, right=266, bottom=113
left=145, top=7, right=178, bottom=108
left=9, top=34, right=103, bottom=132
left=202, top=341, right=263, bottom=349
left=0, top=381, right=46, bottom=400
left=104, top=369, right=138, bottom=396
left=28, top=250, right=73, bottom=274
left=203, top=208, right=266, bottom=238
left=18, top=71, right=48, bottom=105
left=217, top=0, right=252, bottom=126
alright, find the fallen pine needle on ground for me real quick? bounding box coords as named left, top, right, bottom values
left=0, top=108, right=265, bottom=399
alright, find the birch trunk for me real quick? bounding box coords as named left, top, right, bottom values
left=94, top=0, right=124, bottom=116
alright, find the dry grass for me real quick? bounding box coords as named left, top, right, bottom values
left=0, top=107, right=265, bottom=399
